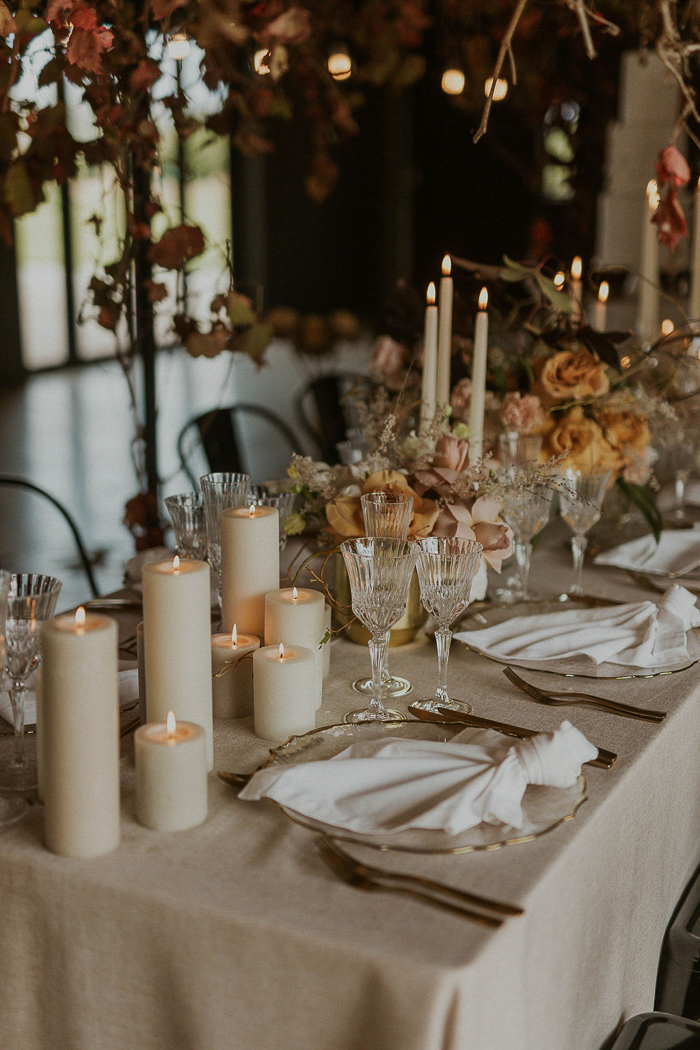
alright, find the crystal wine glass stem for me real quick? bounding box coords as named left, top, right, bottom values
left=514, top=540, right=533, bottom=599
left=381, top=630, right=391, bottom=684
left=434, top=627, right=452, bottom=704
left=8, top=682, right=28, bottom=772
left=570, top=534, right=588, bottom=595
left=368, top=633, right=389, bottom=718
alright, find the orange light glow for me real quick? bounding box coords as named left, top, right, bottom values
left=441, top=255, right=451, bottom=277
left=166, top=711, right=176, bottom=736
left=661, top=318, right=675, bottom=336
left=478, top=287, right=488, bottom=311
left=172, top=555, right=180, bottom=571
left=75, top=606, right=86, bottom=627
left=426, top=282, right=436, bottom=306
left=598, top=281, right=609, bottom=304
left=571, top=256, right=582, bottom=281
left=647, top=180, right=660, bottom=211
left=248, top=504, right=256, bottom=517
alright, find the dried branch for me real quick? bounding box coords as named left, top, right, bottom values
left=473, top=0, right=530, bottom=144
left=565, top=0, right=597, bottom=59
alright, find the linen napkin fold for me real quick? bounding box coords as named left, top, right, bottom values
left=239, top=722, right=597, bottom=836
left=594, top=530, right=700, bottom=577
left=454, top=585, right=700, bottom=668
left=0, top=668, right=140, bottom=730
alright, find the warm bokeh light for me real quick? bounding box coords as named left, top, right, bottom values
left=248, top=504, right=256, bottom=517
left=328, top=50, right=352, bottom=80
left=441, top=68, right=465, bottom=95
left=441, top=254, right=451, bottom=276
left=167, top=33, right=190, bottom=60
left=478, top=287, right=488, bottom=310
left=621, top=355, right=631, bottom=369
left=661, top=318, right=675, bottom=335
left=426, top=282, right=436, bottom=305
left=75, top=606, right=86, bottom=627
left=553, top=271, right=565, bottom=289
left=484, top=77, right=508, bottom=100
left=647, top=179, right=660, bottom=210
left=598, top=281, right=609, bottom=304
left=254, top=49, right=271, bottom=74
left=571, top=256, right=582, bottom=280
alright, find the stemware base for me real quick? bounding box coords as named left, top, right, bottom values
left=351, top=674, right=413, bottom=697
left=409, top=697, right=473, bottom=716
left=0, top=794, right=27, bottom=828
left=343, top=706, right=406, bottom=724
left=0, top=759, right=38, bottom=793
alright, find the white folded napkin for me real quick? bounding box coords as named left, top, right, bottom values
left=0, top=668, right=140, bottom=730
left=454, top=585, right=700, bottom=668
left=239, top=722, right=597, bottom=836
left=594, top=531, right=700, bottom=577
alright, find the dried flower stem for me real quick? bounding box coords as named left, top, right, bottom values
left=474, top=0, right=531, bottom=144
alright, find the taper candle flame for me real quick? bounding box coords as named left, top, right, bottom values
left=75, top=606, right=86, bottom=628
left=571, top=256, right=582, bottom=280
left=441, top=255, right=451, bottom=276
left=278, top=642, right=285, bottom=659
left=172, top=555, right=180, bottom=572
left=426, top=282, right=436, bottom=305
left=166, top=711, right=176, bottom=736
left=292, top=587, right=298, bottom=601
left=478, top=287, right=488, bottom=310
left=647, top=179, right=660, bottom=211
left=231, top=624, right=237, bottom=648
left=598, top=281, right=609, bottom=304
left=554, top=271, right=565, bottom=289
left=248, top=505, right=256, bottom=517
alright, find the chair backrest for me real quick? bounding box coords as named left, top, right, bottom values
left=296, top=372, right=375, bottom=463
left=177, top=403, right=302, bottom=488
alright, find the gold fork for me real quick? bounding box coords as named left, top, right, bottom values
left=316, top=839, right=504, bottom=927
left=502, top=667, right=666, bottom=723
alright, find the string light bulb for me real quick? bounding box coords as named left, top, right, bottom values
left=328, top=47, right=351, bottom=81
left=441, top=68, right=465, bottom=96
left=254, top=49, right=271, bottom=75
left=167, top=32, right=190, bottom=60
left=484, top=77, right=508, bottom=100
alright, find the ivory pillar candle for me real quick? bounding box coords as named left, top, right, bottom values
left=42, top=608, right=120, bottom=859
left=221, top=505, right=279, bottom=637
left=638, top=179, right=660, bottom=341
left=253, top=643, right=316, bottom=742
left=569, top=256, right=583, bottom=323
left=420, top=282, right=438, bottom=429
left=690, top=178, right=700, bottom=322
left=135, top=713, right=208, bottom=832
left=136, top=620, right=147, bottom=724
left=142, top=556, right=213, bottom=769
left=468, top=287, right=489, bottom=465
left=211, top=625, right=260, bottom=718
left=593, top=281, right=609, bottom=332
left=436, top=256, right=453, bottom=409
left=265, top=587, right=325, bottom=710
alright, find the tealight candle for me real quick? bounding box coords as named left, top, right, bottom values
left=135, top=712, right=208, bottom=832
left=221, top=505, right=280, bottom=636
left=468, top=287, right=489, bottom=465
left=142, top=556, right=213, bottom=769
left=42, top=607, right=120, bottom=859
left=253, top=642, right=316, bottom=742
left=264, top=587, right=325, bottom=710
left=420, top=282, right=438, bottom=429
left=436, top=256, right=453, bottom=409
left=211, top=624, right=261, bottom=718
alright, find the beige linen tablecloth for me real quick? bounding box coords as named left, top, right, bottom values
left=1, top=529, right=700, bottom=1050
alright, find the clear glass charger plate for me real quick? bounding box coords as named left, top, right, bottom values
left=456, top=596, right=700, bottom=680
left=227, top=719, right=586, bottom=855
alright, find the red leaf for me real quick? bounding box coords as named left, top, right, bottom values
left=45, top=0, right=73, bottom=24
left=148, top=224, right=205, bottom=269
left=130, top=59, right=161, bottom=92
left=656, top=145, right=690, bottom=189
left=652, top=188, right=688, bottom=250
left=66, top=24, right=113, bottom=73
left=0, top=2, right=17, bottom=36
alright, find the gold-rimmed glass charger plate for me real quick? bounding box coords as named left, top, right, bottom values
left=456, top=596, right=700, bottom=680
left=231, top=719, right=586, bottom=854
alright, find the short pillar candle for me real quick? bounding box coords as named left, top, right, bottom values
left=135, top=713, right=208, bottom=832
left=253, top=643, right=316, bottom=742
left=221, top=505, right=280, bottom=636
left=42, top=608, right=120, bottom=859
left=142, top=556, right=213, bottom=769
left=211, top=625, right=260, bottom=718
left=264, top=587, right=325, bottom=710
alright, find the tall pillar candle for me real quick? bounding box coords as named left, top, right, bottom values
left=221, top=505, right=279, bottom=637
left=420, top=282, right=438, bottom=429
left=436, top=256, right=453, bottom=409
left=142, top=556, right=213, bottom=769
left=265, top=587, right=325, bottom=709
left=690, top=178, right=700, bottom=323
left=468, top=287, right=489, bottom=465
left=569, top=256, right=583, bottom=323
left=253, top=643, right=315, bottom=742
left=593, top=281, right=609, bottom=332
left=638, top=179, right=660, bottom=342
left=42, top=608, right=120, bottom=858
left=211, top=625, right=260, bottom=718
left=135, top=713, right=208, bottom=832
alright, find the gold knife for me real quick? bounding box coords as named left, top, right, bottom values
left=408, top=705, right=617, bottom=769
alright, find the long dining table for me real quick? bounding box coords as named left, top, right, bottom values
left=2, top=529, right=700, bottom=1050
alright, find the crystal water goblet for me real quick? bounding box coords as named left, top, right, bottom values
left=500, top=485, right=552, bottom=599
left=0, top=569, right=27, bottom=825
left=247, top=487, right=297, bottom=552
left=0, top=573, right=62, bottom=793
left=411, top=537, right=483, bottom=715
left=351, top=491, right=415, bottom=699
left=558, top=470, right=611, bottom=595
left=498, top=432, right=542, bottom=471
left=340, top=538, right=418, bottom=723
left=164, top=493, right=208, bottom=560
left=201, top=472, right=250, bottom=605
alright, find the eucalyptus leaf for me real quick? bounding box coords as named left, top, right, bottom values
left=617, top=479, right=662, bottom=543
left=533, top=270, right=572, bottom=312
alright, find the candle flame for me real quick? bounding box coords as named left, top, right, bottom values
left=426, top=282, right=436, bottom=305
left=553, top=271, right=565, bottom=289
left=173, top=555, right=180, bottom=571
left=231, top=624, right=238, bottom=647
left=248, top=504, right=256, bottom=517
left=441, top=254, right=451, bottom=276
left=647, top=179, right=660, bottom=210
left=661, top=318, right=675, bottom=336
left=478, top=287, right=488, bottom=310
left=75, top=606, right=86, bottom=627
left=166, top=711, right=176, bottom=736
left=278, top=642, right=285, bottom=659
left=292, top=586, right=298, bottom=600
left=598, top=281, right=609, bottom=304
left=571, top=256, right=582, bottom=280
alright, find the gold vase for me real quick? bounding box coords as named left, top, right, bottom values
left=332, top=553, right=427, bottom=646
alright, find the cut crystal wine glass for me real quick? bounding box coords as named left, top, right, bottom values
left=411, top=537, right=483, bottom=715
left=352, top=491, right=415, bottom=699
left=340, top=538, right=418, bottom=723
left=500, top=485, right=552, bottom=599
left=558, top=470, right=611, bottom=595
left=201, top=472, right=251, bottom=605
left=0, top=568, right=27, bottom=825
left=0, top=573, right=62, bottom=793
left=247, top=487, right=297, bottom=552
left=164, top=493, right=208, bottom=560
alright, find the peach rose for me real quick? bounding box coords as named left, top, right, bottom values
left=325, top=470, right=439, bottom=539
left=431, top=495, right=513, bottom=573
left=450, top=378, right=471, bottom=422
left=370, top=335, right=406, bottom=390
left=433, top=432, right=469, bottom=472
left=540, top=405, right=624, bottom=478
left=597, top=407, right=651, bottom=454
left=534, top=349, right=609, bottom=408
left=500, top=392, right=544, bottom=433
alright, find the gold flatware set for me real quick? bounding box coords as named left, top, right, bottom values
left=502, top=666, right=666, bottom=723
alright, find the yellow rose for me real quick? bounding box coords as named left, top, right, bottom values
left=325, top=470, right=439, bottom=539
left=540, top=406, right=625, bottom=479
left=534, top=349, right=609, bottom=408
left=597, top=407, right=651, bottom=454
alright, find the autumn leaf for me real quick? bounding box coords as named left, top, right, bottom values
left=225, top=290, right=256, bottom=327
left=0, top=2, right=16, bottom=37
left=144, top=280, right=168, bottom=303
left=185, top=328, right=229, bottom=358
left=45, top=0, right=73, bottom=25
left=67, top=21, right=114, bottom=74
left=241, top=321, right=274, bottom=362
left=149, top=224, right=205, bottom=269
left=130, top=59, right=161, bottom=93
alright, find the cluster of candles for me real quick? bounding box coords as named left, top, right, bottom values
left=39, top=503, right=329, bottom=860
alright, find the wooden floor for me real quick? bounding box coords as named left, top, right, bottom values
left=0, top=341, right=370, bottom=611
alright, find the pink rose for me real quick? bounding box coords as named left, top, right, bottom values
left=370, top=335, right=406, bottom=390
left=433, top=432, right=469, bottom=472
left=500, top=392, right=544, bottom=434
left=450, top=378, right=471, bottom=422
